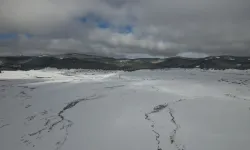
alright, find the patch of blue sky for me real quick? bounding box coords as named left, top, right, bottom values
left=0, top=33, right=17, bottom=40
left=25, top=33, right=33, bottom=38
left=0, top=33, right=33, bottom=40
left=118, top=25, right=133, bottom=33
left=80, top=14, right=133, bottom=34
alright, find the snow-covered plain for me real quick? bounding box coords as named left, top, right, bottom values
left=0, top=69, right=250, bottom=150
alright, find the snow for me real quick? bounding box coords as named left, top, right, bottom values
left=228, top=57, right=235, bottom=61
left=0, top=69, right=250, bottom=150
left=176, top=52, right=209, bottom=58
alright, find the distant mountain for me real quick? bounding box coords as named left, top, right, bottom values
left=0, top=54, right=250, bottom=71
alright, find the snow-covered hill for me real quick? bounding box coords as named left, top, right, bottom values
left=0, top=69, right=250, bottom=150
left=1, top=54, right=250, bottom=71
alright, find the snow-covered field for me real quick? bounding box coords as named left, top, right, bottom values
left=1, top=69, right=250, bottom=150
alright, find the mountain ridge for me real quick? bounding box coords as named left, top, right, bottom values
left=1, top=53, right=250, bottom=71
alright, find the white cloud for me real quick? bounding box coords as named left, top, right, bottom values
left=89, top=29, right=185, bottom=51
left=0, top=0, right=119, bottom=34
left=48, top=38, right=83, bottom=50
left=0, top=0, right=250, bottom=57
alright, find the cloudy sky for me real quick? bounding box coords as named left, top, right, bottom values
left=0, top=0, right=250, bottom=57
